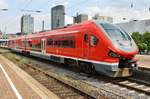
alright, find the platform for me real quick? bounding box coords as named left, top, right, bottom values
left=136, top=55, right=150, bottom=68
left=0, top=55, right=60, bottom=99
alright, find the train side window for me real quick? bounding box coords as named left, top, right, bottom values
left=47, top=38, right=53, bottom=46
left=90, top=35, right=99, bottom=47
left=84, top=34, right=88, bottom=42
left=28, top=41, right=32, bottom=47
left=70, top=40, right=75, bottom=48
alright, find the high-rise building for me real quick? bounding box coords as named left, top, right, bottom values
left=73, top=14, right=88, bottom=23
left=0, top=30, right=2, bottom=39
left=21, top=14, right=34, bottom=34
left=51, top=5, right=65, bottom=30
left=93, top=14, right=113, bottom=23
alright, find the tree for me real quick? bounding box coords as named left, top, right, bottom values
left=138, top=43, right=148, bottom=53
left=143, top=31, right=150, bottom=53
left=131, top=32, right=142, bottom=44
left=132, top=31, right=150, bottom=54
left=131, top=32, right=147, bottom=53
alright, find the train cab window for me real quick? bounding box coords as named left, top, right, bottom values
left=100, top=23, right=132, bottom=41
left=90, top=35, right=99, bottom=47
left=84, top=34, right=88, bottom=42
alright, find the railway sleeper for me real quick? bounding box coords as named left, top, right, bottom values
left=143, top=88, right=150, bottom=91
left=55, top=90, right=77, bottom=95
left=135, top=85, right=145, bottom=88
left=65, top=96, right=85, bottom=99
left=50, top=85, right=64, bottom=88
left=59, top=94, right=81, bottom=98
left=41, top=82, right=55, bottom=87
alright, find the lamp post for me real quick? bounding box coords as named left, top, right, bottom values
left=0, top=9, right=8, bottom=11
left=21, top=9, right=41, bottom=13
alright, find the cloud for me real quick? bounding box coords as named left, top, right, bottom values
left=63, top=0, right=69, bottom=7
left=3, top=14, right=22, bottom=33
left=2, top=8, right=71, bottom=33
left=33, top=13, right=51, bottom=32
left=82, top=6, right=150, bottom=23
left=0, top=0, right=8, bottom=9
left=50, top=0, right=69, bottom=8
left=33, top=13, right=73, bottom=31
left=3, top=0, right=150, bottom=33
left=65, top=15, right=73, bottom=25
left=0, top=14, right=21, bottom=34
left=0, top=13, right=51, bottom=33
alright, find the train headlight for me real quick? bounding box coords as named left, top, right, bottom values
left=108, top=50, right=121, bottom=58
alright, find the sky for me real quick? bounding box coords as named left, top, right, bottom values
left=1, top=0, right=150, bottom=34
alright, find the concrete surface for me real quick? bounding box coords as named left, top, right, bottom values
left=0, top=55, right=60, bottom=99
left=136, top=55, right=150, bottom=68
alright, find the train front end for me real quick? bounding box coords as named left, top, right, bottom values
left=95, top=21, right=139, bottom=77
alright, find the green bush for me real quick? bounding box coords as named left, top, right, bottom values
left=132, top=31, right=150, bottom=54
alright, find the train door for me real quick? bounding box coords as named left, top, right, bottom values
left=83, top=33, right=89, bottom=59
left=41, top=39, right=46, bottom=54
left=89, top=34, right=99, bottom=58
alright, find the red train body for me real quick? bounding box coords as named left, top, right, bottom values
left=8, top=20, right=139, bottom=77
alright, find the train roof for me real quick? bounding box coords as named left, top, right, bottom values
left=10, top=20, right=110, bottom=40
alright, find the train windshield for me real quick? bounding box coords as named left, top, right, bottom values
left=100, top=23, right=131, bottom=41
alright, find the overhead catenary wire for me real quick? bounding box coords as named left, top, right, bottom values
left=4, top=0, right=90, bottom=33
left=4, top=0, right=33, bottom=29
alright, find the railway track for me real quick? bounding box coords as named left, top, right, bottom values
left=112, top=78, right=150, bottom=96
left=122, top=68, right=150, bottom=96
left=0, top=51, right=127, bottom=99
left=20, top=62, right=96, bottom=99
left=112, top=67, right=150, bottom=96
left=0, top=49, right=150, bottom=99
left=94, top=74, right=150, bottom=98
left=11, top=55, right=150, bottom=98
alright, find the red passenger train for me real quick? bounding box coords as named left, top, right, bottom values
left=8, top=20, right=139, bottom=77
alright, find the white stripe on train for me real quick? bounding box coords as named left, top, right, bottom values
left=12, top=48, right=119, bottom=66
